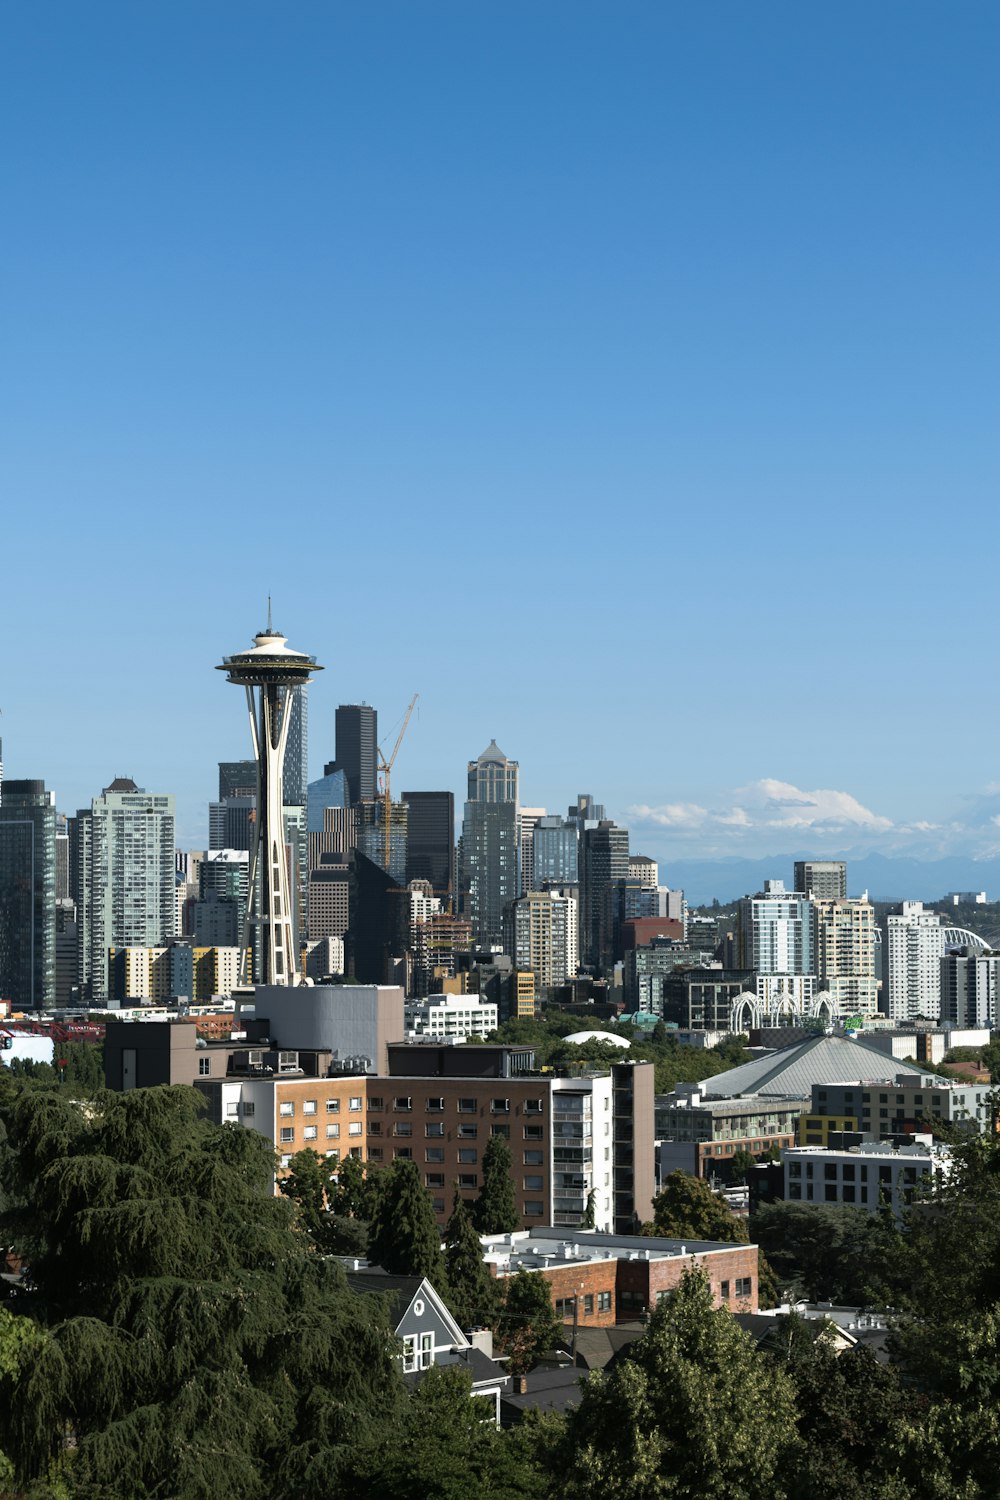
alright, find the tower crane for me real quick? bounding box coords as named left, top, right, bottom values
left=378, top=693, right=419, bottom=872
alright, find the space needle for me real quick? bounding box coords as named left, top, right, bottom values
left=217, top=606, right=323, bottom=986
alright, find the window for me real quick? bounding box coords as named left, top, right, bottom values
left=279, top=1154, right=292, bottom=1169
left=279, top=1127, right=295, bottom=1144
left=350, top=1096, right=363, bottom=1112
left=225, top=1102, right=238, bottom=1117
left=326, top=1149, right=340, bottom=1163
left=426, top=1097, right=445, bottom=1112
left=458, top=1124, right=478, bottom=1139
left=523, top=1175, right=543, bottom=1190
left=525, top=1099, right=544, bottom=1115
left=492, top=1098, right=510, bottom=1114
left=327, top=1123, right=340, bottom=1139
left=734, top=1278, right=752, bottom=1299
left=326, top=1099, right=340, bottom=1114
left=279, top=1101, right=294, bottom=1117
left=524, top=1125, right=544, bottom=1141
left=426, top=1173, right=445, bottom=1188
left=555, top=1298, right=576, bottom=1318
left=425, top=1122, right=444, bottom=1137
left=524, top=1150, right=544, bottom=1165
left=597, top=1292, right=611, bottom=1313
left=303, top=1100, right=317, bottom=1115
left=432, top=1198, right=446, bottom=1214
left=349, top=1147, right=362, bottom=1159
left=198, top=1058, right=211, bottom=1076
left=402, top=1333, right=433, bottom=1373
left=491, top=1124, right=510, bottom=1138
left=303, top=1126, right=317, bottom=1141
left=458, top=1149, right=478, bottom=1164
left=584, top=1295, right=594, bottom=1315
left=425, top=1148, right=445, bottom=1163
left=348, top=1122, right=362, bottom=1137
left=720, top=1280, right=730, bottom=1300
left=459, top=1174, right=478, bottom=1188
left=458, top=1098, right=477, bottom=1114
left=368, top=1147, right=383, bottom=1161
left=524, top=1201, right=544, bottom=1216
left=394, top=1096, right=412, bottom=1112
left=368, top=1121, right=382, bottom=1136
left=394, top=1121, right=413, bottom=1138
left=394, top=1148, right=412, bottom=1160
left=241, top=1102, right=255, bottom=1117
left=368, top=1096, right=384, bottom=1111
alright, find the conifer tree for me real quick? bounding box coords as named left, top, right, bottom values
left=444, top=1189, right=498, bottom=1330
left=496, top=1269, right=563, bottom=1375
left=367, top=1157, right=448, bottom=1286
left=473, top=1132, right=519, bottom=1234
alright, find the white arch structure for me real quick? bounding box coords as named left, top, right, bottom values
left=941, top=927, right=989, bottom=951
left=729, top=989, right=837, bottom=1032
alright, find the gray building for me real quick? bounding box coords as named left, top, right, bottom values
left=531, top=815, right=579, bottom=888
left=939, top=948, right=999, bottom=1029
left=75, top=778, right=176, bottom=1001
left=403, top=790, right=455, bottom=898
left=0, top=779, right=57, bottom=1008
left=327, top=703, right=378, bottom=806
left=793, top=861, right=848, bottom=901
left=461, top=742, right=519, bottom=948
left=579, top=820, right=629, bottom=971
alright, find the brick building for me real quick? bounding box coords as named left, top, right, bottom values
left=482, top=1228, right=759, bottom=1322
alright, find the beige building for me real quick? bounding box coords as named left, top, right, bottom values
left=505, top=889, right=578, bottom=991
left=813, top=898, right=878, bottom=1018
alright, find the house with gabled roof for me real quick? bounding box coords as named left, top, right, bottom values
left=345, top=1268, right=509, bottom=1424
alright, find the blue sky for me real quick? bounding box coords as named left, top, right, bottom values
left=2, top=3, right=998, bottom=868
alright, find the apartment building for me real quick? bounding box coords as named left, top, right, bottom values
left=798, top=1074, right=993, bottom=1142
left=783, top=1137, right=952, bottom=1220
left=656, top=1086, right=804, bottom=1178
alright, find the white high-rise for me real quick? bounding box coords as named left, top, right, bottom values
left=886, top=902, right=945, bottom=1021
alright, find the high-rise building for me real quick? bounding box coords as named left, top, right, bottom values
left=461, top=741, right=519, bottom=948
left=282, top=685, right=309, bottom=807
left=403, top=790, right=455, bottom=898
left=208, top=797, right=255, bottom=852
left=940, top=948, right=999, bottom=1029
left=532, top=815, right=579, bottom=888
left=578, top=820, right=629, bottom=970
left=218, top=761, right=257, bottom=800
left=193, top=850, right=250, bottom=949
left=629, top=854, right=658, bottom=888
left=76, top=778, right=176, bottom=1001
left=736, top=880, right=814, bottom=976
left=568, top=793, right=606, bottom=829
left=886, top=902, right=945, bottom=1021
left=794, top=861, right=848, bottom=901
left=0, top=779, right=57, bottom=1008
left=518, top=807, right=546, bottom=896
left=326, top=704, right=378, bottom=806
left=812, top=897, right=878, bottom=1018
left=357, top=798, right=409, bottom=884
left=505, top=889, right=578, bottom=992
left=307, top=767, right=349, bottom=834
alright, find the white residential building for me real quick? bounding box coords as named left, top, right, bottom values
left=405, top=992, right=499, bottom=1040
left=504, top=888, right=578, bottom=990
left=784, top=1137, right=952, bottom=1220
left=886, top=902, right=945, bottom=1021
left=940, top=949, right=1000, bottom=1029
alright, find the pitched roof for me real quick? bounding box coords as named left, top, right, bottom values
left=478, top=739, right=508, bottom=762
left=698, top=1034, right=926, bottom=1099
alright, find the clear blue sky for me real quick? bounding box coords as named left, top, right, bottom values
left=2, top=2, right=998, bottom=867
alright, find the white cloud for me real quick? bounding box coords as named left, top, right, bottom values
left=736, top=779, right=893, bottom=833
left=629, top=801, right=709, bottom=829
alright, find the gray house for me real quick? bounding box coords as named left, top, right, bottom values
left=346, top=1270, right=509, bottom=1423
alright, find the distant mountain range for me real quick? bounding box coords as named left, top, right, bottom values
left=666, top=852, right=1000, bottom=907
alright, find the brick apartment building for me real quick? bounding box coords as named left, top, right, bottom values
left=482, top=1228, right=760, bottom=1321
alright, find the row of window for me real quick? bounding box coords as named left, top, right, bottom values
left=376, top=1096, right=545, bottom=1115
left=279, top=1123, right=364, bottom=1144
left=277, top=1098, right=363, bottom=1117
left=555, top=1292, right=612, bottom=1317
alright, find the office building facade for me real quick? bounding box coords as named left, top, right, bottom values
left=461, top=741, right=519, bottom=948
left=532, top=814, right=579, bottom=888
left=327, top=704, right=378, bottom=806
left=793, top=861, right=848, bottom=901
left=403, top=790, right=455, bottom=897
left=578, top=821, right=629, bottom=970
left=0, top=779, right=57, bottom=1008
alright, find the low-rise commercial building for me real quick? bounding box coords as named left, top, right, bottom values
left=656, top=1085, right=804, bottom=1178
left=482, top=1227, right=760, bottom=1321
left=404, top=992, right=499, bottom=1039
left=797, top=1073, right=993, bottom=1143
left=783, top=1137, right=952, bottom=1219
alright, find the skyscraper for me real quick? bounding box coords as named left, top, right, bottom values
left=403, top=790, right=455, bottom=897
left=518, top=807, right=546, bottom=895
left=461, top=741, right=519, bottom=948
left=505, top=888, right=578, bottom=992
left=736, top=880, right=814, bottom=976
left=0, top=779, right=56, bottom=1008
left=77, top=778, right=176, bottom=1001
left=812, top=897, right=878, bottom=1018
left=532, top=815, right=579, bottom=887
left=578, top=820, right=629, bottom=970
left=282, top=685, right=309, bottom=807
left=327, top=703, right=378, bottom=806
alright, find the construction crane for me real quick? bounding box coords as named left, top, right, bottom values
left=378, top=693, right=419, bottom=871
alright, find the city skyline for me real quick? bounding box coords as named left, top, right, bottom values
left=3, top=4, right=998, bottom=868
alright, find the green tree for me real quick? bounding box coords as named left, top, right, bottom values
left=581, top=1188, right=596, bottom=1229
left=280, top=1146, right=337, bottom=1246
left=728, top=1148, right=757, bottom=1184
left=0, top=1082, right=407, bottom=1498
left=473, top=1133, right=519, bottom=1235
left=648, top=1171, right=748, bottom=1243
left=444, top=1191, right=498, bottom=1331
left=751, top=1201, right=903, bottom=1306
left=368, top=1158, right=448, bottom=1285
left=495, top=1269, right=563, bottom=1375
left=556, top=1269, right=797, bottom=1499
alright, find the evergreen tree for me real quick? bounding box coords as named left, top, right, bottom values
left=582, top=1188, right=596, bottom=1229
left=473, top=1132, right=518, bottom=1234
left=557, top=1269, right=797, bottom=1499
left=496, top=1269, right=563, bottom=1375
left=444, top=1190, right=498, bottom=1330
left=368, top=1158, right=448, bottom=1285
left=280, top=1146, right=337, bottom=1246
left=0, top=1082, right=407, bottom=1498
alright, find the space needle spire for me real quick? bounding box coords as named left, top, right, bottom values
left=217, top=612, right=323, bottom=986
